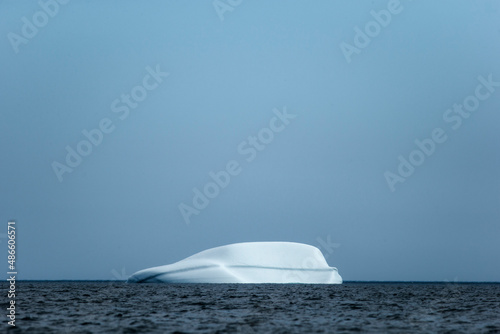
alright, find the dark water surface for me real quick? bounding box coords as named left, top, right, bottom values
left=2, top=281, right=500, bottom=333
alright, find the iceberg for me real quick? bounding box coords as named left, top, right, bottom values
left=127, top=242, right=342, bottom=284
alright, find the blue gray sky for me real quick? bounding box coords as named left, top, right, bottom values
left=1, top=0, right=499, bottom=281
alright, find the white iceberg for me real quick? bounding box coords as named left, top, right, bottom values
left=127, top=242, right=342, bottom=284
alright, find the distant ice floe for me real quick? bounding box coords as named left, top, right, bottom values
left=128, top=242, right=342, bottom=284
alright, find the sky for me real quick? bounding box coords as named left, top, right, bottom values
left=0, top=0, right=499, bottom=281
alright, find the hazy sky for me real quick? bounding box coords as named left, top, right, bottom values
left=1, top=0, right=499, bottom=281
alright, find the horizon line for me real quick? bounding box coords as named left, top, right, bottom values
left=7, top=280, right=500, bottom=284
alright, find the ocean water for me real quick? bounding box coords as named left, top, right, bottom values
left=2, top=281, right=499, bottom=333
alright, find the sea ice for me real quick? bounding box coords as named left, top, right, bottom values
left=127, top=242, right=342, bottom=284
